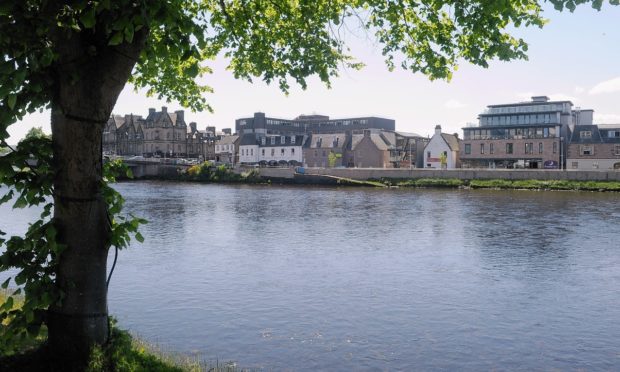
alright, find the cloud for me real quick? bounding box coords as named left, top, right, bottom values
left=574, top=86, right=585, bottom=94
left=444, top=99, right=467, bottom=109
left=594, top=113, right=620, bottom=124
left=589, top=76, right=620, bottom=95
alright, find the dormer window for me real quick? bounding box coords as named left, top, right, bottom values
left=580, top=131, right=592, bottom=139
left=291, top=136, right=296, bottom=144
left=280, top=135, right=285, bottom=144
left=261, top=137, right=266, bottom=145
left=270, top=136, right=275, bottom=145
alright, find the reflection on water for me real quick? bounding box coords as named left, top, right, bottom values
left=2, top=182, right=620, bottom=371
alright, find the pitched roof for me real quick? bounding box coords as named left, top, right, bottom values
left=440, top=133, right=460, bottom=151
left=217, top=135, right=239, bottom=145
left=306, top=133, right=347, bottom=149
left=351, top=132, right=394, bottom=151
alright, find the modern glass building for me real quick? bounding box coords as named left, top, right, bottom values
left=460, top=96, right=592, bottom=169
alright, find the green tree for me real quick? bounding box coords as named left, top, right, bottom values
left=0, top=0, right=614, bottom=363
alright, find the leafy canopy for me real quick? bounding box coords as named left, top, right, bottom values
left=1, top=0, right=615, bottom=142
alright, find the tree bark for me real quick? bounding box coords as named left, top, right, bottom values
left=46, top=23, right=148, bottom=363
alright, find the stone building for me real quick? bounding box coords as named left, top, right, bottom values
left=102, top=107, right=215, bottom=159
left=303, top=133, right=348, bottom=167
left=567, top=124, right=620, bottom=170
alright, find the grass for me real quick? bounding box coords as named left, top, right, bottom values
left=377, top=178, right=620, bottom=191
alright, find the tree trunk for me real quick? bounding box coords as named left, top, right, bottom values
left=45, top=23, right=149, bottom=364
left=47, top=107, right=111, bottom=360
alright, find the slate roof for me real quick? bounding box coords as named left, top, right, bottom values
left=351, top=132, right=395, bottom=151
left=440, top=133, right=460, bottom=151
left=256, top=135, right=306, bottom=147
left=570, top=124, right=620, bottom=144
left=306, top=133, right=347, bottom=149
left=109, top=115, right=125, bottom=129
left=217, top=135, right=239, bottom=146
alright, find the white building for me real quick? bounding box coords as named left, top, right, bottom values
left=239, top=134, right=305, bottom=165
left=423, top=125, right=460, bottom=168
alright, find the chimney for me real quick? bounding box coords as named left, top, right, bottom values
left=435, top=125, right=442, bottom=135
left=222, top=128, right=232, bottom=135
left=161, top=106, right=167, bottom=113
left=190, top=122, right=197, bottom=133
left=453, top=133, right=459, bottom=139
left=175, top=110, right=184, bottom=123
left=148, top=108, right=155, bottom=115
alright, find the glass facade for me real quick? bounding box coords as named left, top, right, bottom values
left=463, top=126, right=556, bottom=140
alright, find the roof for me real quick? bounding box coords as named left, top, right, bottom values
left=256, top=134, right=305, bottom=147
left=570, top=124, right=620, bottom=144
left=306, top=133, right=347, bottom=149
left=351, top=132, right=394, bottom=151
left=440, top=133, right=460, bottom=151
left=109, top=115, right=125, bottom=129
left=217, top=135, right=239, bottom=145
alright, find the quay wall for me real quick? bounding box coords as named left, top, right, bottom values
left=258, top=167, right=620, bottom=182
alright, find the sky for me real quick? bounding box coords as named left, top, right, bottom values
left=7, top=3, right=620, bottom=144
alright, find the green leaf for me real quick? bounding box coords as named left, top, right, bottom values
left=79, top=9, right=96, bottom=29
left=7, top=94, right=16, bottom=110
left=135, top=232, right=144, bottom=243
left=108, top=31, right=124, bottom=46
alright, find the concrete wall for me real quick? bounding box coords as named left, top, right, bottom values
left=259, top=167, right=620, bottom=182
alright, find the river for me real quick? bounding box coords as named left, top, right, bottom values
left=2, top=181, right=620, bottom=370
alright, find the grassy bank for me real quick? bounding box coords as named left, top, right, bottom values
left=378, top=178, right=620, bottom=191
left=180, top=162, right=263, bottom=184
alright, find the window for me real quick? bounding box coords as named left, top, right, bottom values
left=291, top=148, right=295, bottom=155
left=480, top=144, right=485, bottom=154
left=615, top=144, right=620, bottom=156
left=291, top=136, right=296, bottom=144
left=281, top=148, right=285, bottom=156
left=580, top=145, right=593, bottom=155
left=539, top=143, right=543, bottom=154
left=271, top=137, right=275, bottom=145
left=525, top=143, right=533, bottom=154
left=261, top=137, right=266, bottom=145
left=464, top=144, right=471, bottom=155
left=281, top=136, right=285, bottom=144
left=261, top=149, right=265, bottom=156
left=580, top=131, right=592, bottom=139
left=506, top=143, right=513, bottom=154
left=489, top=143, right=494, bottom=154
left=271, top=148, right=275, bottom=156
left=427, top=151, right=431, bottom=158
left=322, top=150, right=326, bottom=157
left=251, top=149, right=254, bottom=156
left=553, top=142, right=557, bottom=154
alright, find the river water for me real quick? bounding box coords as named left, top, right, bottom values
left=2, top=181, right=620, bottom=370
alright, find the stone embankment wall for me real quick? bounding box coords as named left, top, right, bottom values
left=258, top=167, right=620, bottom=181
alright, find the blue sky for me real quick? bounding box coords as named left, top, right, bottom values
left=8, top=3, right=620, bottom=143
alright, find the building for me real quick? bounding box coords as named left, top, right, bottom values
left=239, top=133, right=306, bottom=165
left=103, top=107, right=216, bottom=159
left=567, top=124, right=620, bottom=170
left=460, top=96, right=591, bottom=169
left=235, top=112, right=395, bottom=135
left=214, top=135, right=239, bottom=164
left=346, top=129, right=399, bottom=168
left=394, top=131, right=429, bottom=168
left=424, top=125, right=460, bottom=168
left=303, top=133, right=348, bottom=167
